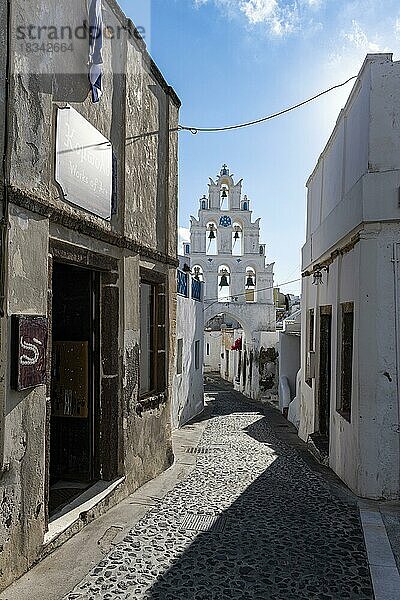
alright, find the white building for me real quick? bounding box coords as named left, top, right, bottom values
left=171, top=259, right=205, bottom=428
left=279, top=310, right=301, bottom=415
left=299, top=54, right=400, bottom=499
left=185, top=165, right=277, bottom=399
left=204, top=329, right=224, bottom=373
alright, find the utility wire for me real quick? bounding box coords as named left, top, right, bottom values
left=203, top=277, right=301, bottom=312
left=179, top=75, right=357, bottom=135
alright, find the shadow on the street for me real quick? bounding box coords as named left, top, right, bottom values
left=145, top=383, right=374, bottom=600
left=188, top=377, right=264, bottom=427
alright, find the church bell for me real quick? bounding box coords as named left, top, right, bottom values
left=221, top=188, right=228, bottom=199
left=246, top=275, right=255, bottom=288
left=219, top=272, right=229, bottom=288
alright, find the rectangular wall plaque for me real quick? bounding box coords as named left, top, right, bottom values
left=11, top=316, right=48, bottom=391
left=55, top=105, right=113, bottom=220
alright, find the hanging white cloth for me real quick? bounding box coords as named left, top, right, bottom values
left=88, top=0, right=103, bottom=102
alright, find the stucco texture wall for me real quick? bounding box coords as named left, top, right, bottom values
left=300, top=55, right=400, bottom=499
left=0, top=206, right=49, bottom=588
left=0, top=0, right=180, bottom=591
left=171, top=293, right=204, bottom=429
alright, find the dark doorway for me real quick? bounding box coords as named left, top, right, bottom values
left=318, top=307, right=332, bottom=444
left=49, top=263, right=100, bottom=516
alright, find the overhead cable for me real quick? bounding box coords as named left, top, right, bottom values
left=203, top=277, right=301, bottom=312
left=179, top=75, right=357, bottom=135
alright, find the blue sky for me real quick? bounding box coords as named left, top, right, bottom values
left=120, top=0, right=400, bottom=294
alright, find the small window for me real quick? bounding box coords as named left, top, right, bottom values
left=195, top=340, right=200, bottom=370
left=140, top=278, right=166, bottom=396
left=206, top=343, right=210, bottom=356
left=177, top=339, right=183, bottom=375
left=309, top=309, right=314, bottom=352
left=305, top=308, right=314, bottom=387
left=338, top=302, right=354, bottom=421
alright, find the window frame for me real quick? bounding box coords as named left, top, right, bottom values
left=139, top=270, right=166, bottom=398
left=177, top=338, right=183, bottom=375
left=305, top=308, right=314, bottom=387
left=337, top=302, right=354, bottom=422
left=195, top=340, right=200, bottom=370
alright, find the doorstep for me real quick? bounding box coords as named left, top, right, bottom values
left=44, top=477, right=126, bottom=546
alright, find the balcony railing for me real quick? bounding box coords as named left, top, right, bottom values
left=192, top=278, right=203, bottom=302
left=177, top=269, right=189, bottom=297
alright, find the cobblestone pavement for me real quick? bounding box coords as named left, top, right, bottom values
left=65, top=381, right=374, bottom=600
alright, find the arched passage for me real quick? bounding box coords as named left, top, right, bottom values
left=204, top=311, right=248, bottom=382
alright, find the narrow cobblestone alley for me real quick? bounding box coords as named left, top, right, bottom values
left=62, top=378, right=373, bottom=600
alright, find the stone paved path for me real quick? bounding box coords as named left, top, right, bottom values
left=65, top=381, right=374, bottom=600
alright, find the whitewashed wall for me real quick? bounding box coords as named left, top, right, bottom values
left=204, top=331, right=222, bottom=373
left=300, top=54, right=400, bottom=499
left=171, top=288, right=205, bottom=429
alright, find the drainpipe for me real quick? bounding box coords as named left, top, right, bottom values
left=0, top=0, right=12, bottom=318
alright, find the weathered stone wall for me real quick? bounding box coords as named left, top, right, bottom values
left=1, top=205, right=49, bottom=587
left=0, top=0, right=180, bottom=590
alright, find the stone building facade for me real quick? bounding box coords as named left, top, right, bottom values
left=186, top=165, right=277, bottom=399
left=298, top=54, right=400, bottom=499
left=0, top=0, right=179, bottom=590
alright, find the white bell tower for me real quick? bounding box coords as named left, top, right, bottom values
left=185, top=165, right=276, bottom=335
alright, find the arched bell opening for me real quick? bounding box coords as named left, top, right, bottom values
left=206, top=222, right=217, bottom=255
left=218, top=265, right=231, bottom=303
left=245, top=267, right=256, bottom=303
left=220, top=184, right=229, bottom=211
left=232, top=222, right=243, bottom=256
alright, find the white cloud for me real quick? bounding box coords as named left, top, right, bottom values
left=193, top=0, right=324, bottom=37
left=342, top=19, right=381, bottom=52
left=326, top=18, right=395, bottom=79
left=395, top=17, right=400, bottom=38
left=240, top=0, right=277, bottom=24
left=304, top=0, right=322, bottom=7
left=178, top=227, right=191, bottom=253
left=241, top=0, right=299, bottom=36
